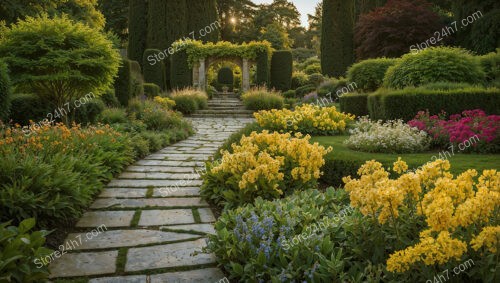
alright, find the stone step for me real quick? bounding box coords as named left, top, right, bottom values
left=191, top=113, right=253, bottom=118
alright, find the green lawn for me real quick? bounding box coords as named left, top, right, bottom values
left=311, top=135, right=500, bottom=174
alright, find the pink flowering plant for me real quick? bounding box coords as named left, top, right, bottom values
left=408, top=109, right=500, bottom=153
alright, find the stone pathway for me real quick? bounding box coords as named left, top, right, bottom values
left=49, top=117, right=253, bottom=282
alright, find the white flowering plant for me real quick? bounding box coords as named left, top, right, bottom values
left=344, top=117, right=431, bottom=153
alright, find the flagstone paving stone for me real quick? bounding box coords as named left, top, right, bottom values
left=49, top=117, right=253, bottom=281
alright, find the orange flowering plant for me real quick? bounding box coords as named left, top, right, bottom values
left=0, top=122, right=134, bottom=227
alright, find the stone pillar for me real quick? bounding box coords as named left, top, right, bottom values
left=192, top=62, right=200, bottom=89
left=242, top=59, right=250, bottom=92
left=198, top=59, right=206, bottom=91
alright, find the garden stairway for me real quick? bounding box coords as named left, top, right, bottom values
left=191, top=93, right=254, bottom=118
left=48, top=117, right=253, bottom=282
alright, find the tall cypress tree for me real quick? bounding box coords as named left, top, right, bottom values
left=186, top=0, right=219, bottom=42
left=356, top=0, right=387, bottom=17
left=321, top=0, right=355, bottom=78
left=147, top=0, right=187, bottom=49
left=128, top=0, right=147, bottom=64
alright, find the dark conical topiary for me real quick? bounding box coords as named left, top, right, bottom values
left=128, top=0, right=148, bottom=65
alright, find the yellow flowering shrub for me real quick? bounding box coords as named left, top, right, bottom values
left=343, top=159, right=500, bottom=273
left=254, top=104, right=355, bottom=135
left=201, top=130, right=331, bottom=208
left=153, top=96, right=176, bottom=109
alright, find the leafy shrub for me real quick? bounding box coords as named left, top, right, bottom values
left=295, top=85, right=316, bottom=97
left=479, top=50, right=500, bottom=86
left=291, top=48, right=316, bottom=62
left=347, top=58, right=398, bottom=92
left=8, top=93, right=48, bottom=125
left=270, top=51, right=293, bottom=91
left=307, top=73, right=325, bottom=87
left=201, top=131, right=331, bottom=208
left=344, top=159, right=499, bottom=282
left=207, top=188, right=353, bottom=281
left=99, top=108, right=128, bottom=124
left=384, top=47, right=486, bottom=89
left=0, top=123, right=134, bottom=227
left=408, top=109, right=500, bottom=153
left=339, top=93, right=369, bottom=116
left=298, top=57, right=320, bottom=71
left=143, top=83, right=161, bottom=98
left=317, top=78, right=356, bottom=97
left=0, top=60, right=11, bottom=121
left=171, top=88, right=208, bottom=114
left=255, top=104, right=355, bottom=135
left=0, top=218, right=53, bottom=282
left=0, top=16, right=120, bottom=109
left=367, top=87, right=500, bottom=121
left=73, top=99, right=106, bottom=125
left=291, top=71, right=309, bottom=89
left=344, top=117, right=431, bottom=153
left=304, top=63, right=321, bottom=75
left=142, top=102, right=187, bottom=131
left=100, top=89, right=121, bottom=107
left=282, top=90, right=296, bottom=99
left=241, top=87, right=284, bottom=111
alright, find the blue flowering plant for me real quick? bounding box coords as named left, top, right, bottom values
left=206, top=188, right=355, bottom=282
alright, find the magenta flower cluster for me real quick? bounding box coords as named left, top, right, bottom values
left=408, top=109, right=500, bottom=152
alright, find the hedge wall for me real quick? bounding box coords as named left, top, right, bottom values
left=170, top=49, right=192, bottom=89
left=368, top=87, right=500, bottom=121
left=0, top=60, right=11, bottom=121
left=143, top=49, right=166, bottom=90
left=321, top=0, right=355, bottom=77
left=128, top=0, right=148, bottom=65
left=270, top=50, right=292, bottom=91
left=339, top=93, right=369, bottom=116
left=186, top=0, right=219, bottom=43
left=255, top=50, right=270, bottom=86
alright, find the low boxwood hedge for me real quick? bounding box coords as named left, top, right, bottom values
left=368, top=87, right=500, bottom=121
left=339, top=93, right=368, bottom=116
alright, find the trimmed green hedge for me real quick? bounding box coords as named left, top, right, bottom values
left=270, top=50, right=293, bottom=91
left=347, top=58, right=398, bottom=92
left=115, top=59, right=143, bottom=106
left=170, top=49, right=192, bottom=89
left=384, top=47, right=486, bottom=89
left=9, top=93, right=48, bottom=125
left=143, top=83, right=161, bottom=98
left=186, top=0, right=219, bottom=43
left=128, top=0, right=148, bottom=64
left=339, top=93, right=369, bottom=116
left=295, top=84, right=316, bottom=97
left=255, top=50, right=270, bottom=86
left=368, top=87, right=500, bottom=121
left=143, top=49, right=166, bottom=90
left=0, top=60, right=11, bottom=121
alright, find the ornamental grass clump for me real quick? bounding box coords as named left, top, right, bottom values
left=241, top=87, right=284, bottom=111
left=254, top=104, right=355, bottom=135
left=171, top=88, right=208, bottom=114
left=201, top=131, right=331, bottom=208
left=344, top=116, right=430, bottom=153
left=343, top=159, right=499, bottom=278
